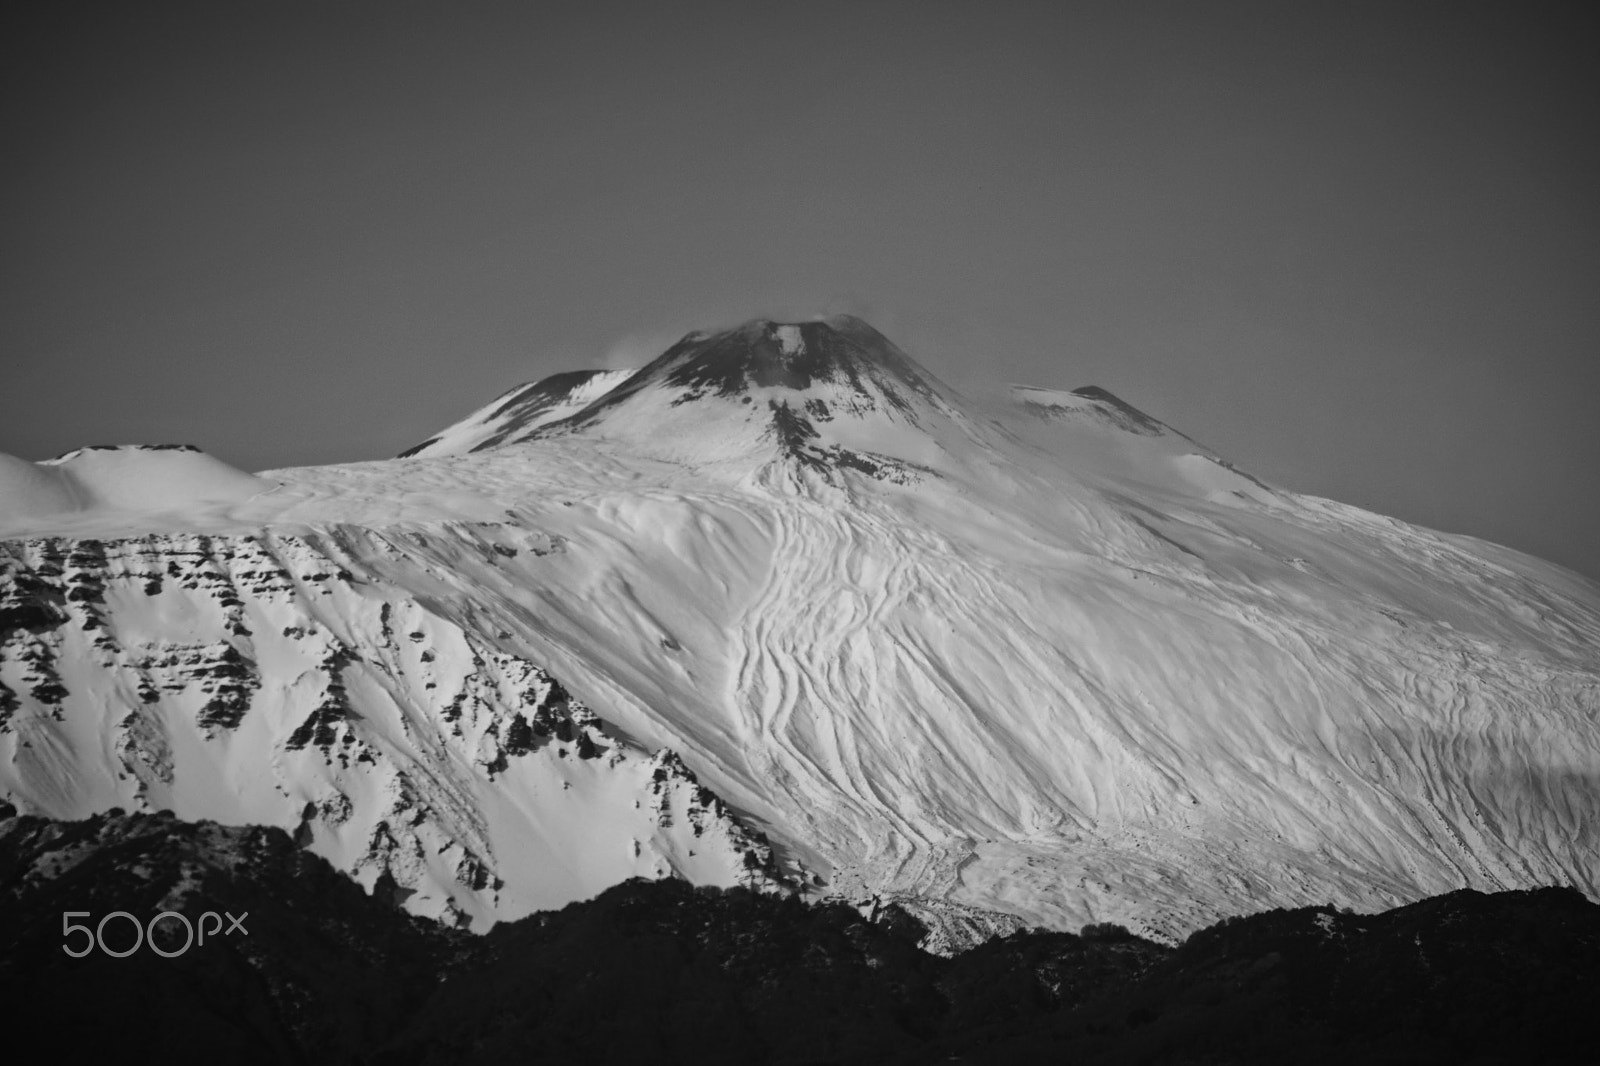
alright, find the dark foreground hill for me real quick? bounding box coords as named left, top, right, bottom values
left=2, top=807, right=1595, bottom=1064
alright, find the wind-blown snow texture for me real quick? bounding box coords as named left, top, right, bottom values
left=3, top=315, right=1597, bottom=941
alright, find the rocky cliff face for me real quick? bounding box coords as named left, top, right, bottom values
left=0, top=527, right=784, bottom=929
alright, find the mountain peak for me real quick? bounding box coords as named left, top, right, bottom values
left=398, top=368, right=631, bottom=458
left=399, top=316, right=952, bottom=461
left=1012, top=384, right=1181, bottom=438
left=526, top=315, right=962, bottom=479
left=632, top=314, right=946, bottom=410
left=401, top=316, right=967, bottom=477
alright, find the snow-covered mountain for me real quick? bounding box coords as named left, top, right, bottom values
left=2, top=315, right=1597, bottom=942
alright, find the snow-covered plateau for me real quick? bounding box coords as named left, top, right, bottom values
left=2, top=315, right=1597, bottom=942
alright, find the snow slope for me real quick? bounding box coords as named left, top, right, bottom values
left=0, top=445, right=272, bottom=537
left=3, top=315, right=1597, bottom=941
left=398, top=369, right=633, bottom=458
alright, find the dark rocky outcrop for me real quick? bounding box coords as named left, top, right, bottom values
left=3, top=807, right=1595, bottom=1064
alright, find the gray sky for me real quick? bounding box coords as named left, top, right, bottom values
left=4, top=1, right=1597, bottom=579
